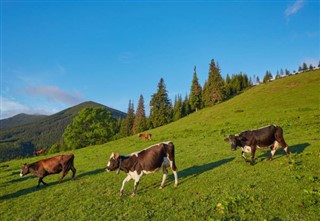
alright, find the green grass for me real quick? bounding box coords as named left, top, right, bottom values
left=1, top=70, right=320, bottom=220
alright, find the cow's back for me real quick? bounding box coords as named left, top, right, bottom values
left=40, top=154, right=74, bottom=174
left=138, top=144, right=166, bottom=172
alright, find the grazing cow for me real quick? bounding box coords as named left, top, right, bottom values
left=225, top=125, right=289, bottom=165
left=138, top=133, right=152, bottom=140
left=105, top=141, right=178, bottom=196
left=34, top=149, right=45, bottom=156
left=20, top=154, right=76, bottom=187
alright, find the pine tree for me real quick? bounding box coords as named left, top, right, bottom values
left=173, top=94, right=183, bottom=121
left=183, top=95, right=191, bottom=116
left=309, top=64, right=314, bottom=71
left=120, top=100, right=135, bottom=137
left=133, top=95, right=147, bottom=134
left=256, top=76, right=260, bottom=84
left=263, top=71, right=272, bottom=83
left=225, top=73, right=232, bottom=97
left=302, top=62, right=308, bottom=72
left=149, top=78, right=173, bottom=128
left=189, top=66, right=203, bottom=112
left=202, top=59, right=225, bottom=106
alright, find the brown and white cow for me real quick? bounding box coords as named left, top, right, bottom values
left=138, top=133, right=152, bottom=140
left=105, top=141, right=178, bottom=196
left=225, top=125, right=289, bottom=165
left=20, top=154, right=76, bottom=187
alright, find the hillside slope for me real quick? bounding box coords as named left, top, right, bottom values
left=0, top=113, right=47, bottom=129
left=0, top=101, right=126, bottom=162
left=1, top=70, right=319, bottom=220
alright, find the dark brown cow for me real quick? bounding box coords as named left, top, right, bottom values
left=225, top=125, right=289, bottom=165
left=20, top=154, right=76, bottom=187
left=138, top=133, right=152, bottom=140
left=105, top=141, right=178, bottom=196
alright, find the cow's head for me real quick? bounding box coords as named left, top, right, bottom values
left=225, top=135, right=244, bottom=151
left=105, top=153, right=121, bottom=174
left=20, top=163, right=30, bottom=177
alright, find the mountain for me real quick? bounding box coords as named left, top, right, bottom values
left=0, top=101, right=126, bottom=162
left=0, top=113, right=48, bottom=129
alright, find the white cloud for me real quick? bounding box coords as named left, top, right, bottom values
left=25, top=85, right=83, bottom=105
left=0, top=96, right=41, bottom=119
left=285, top=0, right=305, bottom=18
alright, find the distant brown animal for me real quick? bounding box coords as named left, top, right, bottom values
left=138, top=133, right=152, bottom=140
left=20, top=154, right=76, bottom=187
left=34, top=149, right=45, bottom=156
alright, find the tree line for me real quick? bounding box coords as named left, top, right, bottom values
left=52, top=59, right=320, bottom=152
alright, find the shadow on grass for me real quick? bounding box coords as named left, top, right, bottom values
left=76, top=168, right=105, bottom=179
left=257, top=143, right=310, bottom=160
left=175, top=157, right=235, bottom=185
left=0, top=168, right=105, bottom=201
left=0, top=180, right=60, bottom=201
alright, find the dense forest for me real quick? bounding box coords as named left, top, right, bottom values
left=0, top=58, right=318, bottom=162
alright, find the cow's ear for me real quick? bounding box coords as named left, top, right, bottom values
left=224, top=137, right=230, bottom=142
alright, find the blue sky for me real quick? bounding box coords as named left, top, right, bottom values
left=1, top=0, right=319, bottom=119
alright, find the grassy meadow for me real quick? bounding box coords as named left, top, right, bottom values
left=1, top=70, right=319, bottom=220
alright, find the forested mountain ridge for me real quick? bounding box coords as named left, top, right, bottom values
left=0, top=113, right=48, bottom=129
left=0, top=101, right=126, bottom=162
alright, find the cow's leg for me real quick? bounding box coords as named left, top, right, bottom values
left=269, top=141, right=280, bottom=160
left=120, top=174, right=132, bottom=196
left=130, top=171, right=143, bottom=197
left=160, top=166, right=168, bottom=189
left=60, top=171, right=68, bottom=182
left=71, top=166, right=76, bottom=178
left=250, top=147, right=256, bottom=165
left=275, top=128, right=290, bottom=156
left=241, top=151, right=247, bottom=161
left=132, top=179, right=140, bottom=197
left=38, top=177, right=47, bottom=187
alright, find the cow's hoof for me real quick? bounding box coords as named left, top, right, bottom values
left=159, top=186, right=164, bottom=189
left=174, top=184, right=178, bottom=187
left=130, top=193, right=136, bottom=198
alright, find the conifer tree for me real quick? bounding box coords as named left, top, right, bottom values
left=173, top=94, right=183, bottom=121
left=264, top=71, right=273, bottom=83
left=120, top=100, right=135, bottom=137
left=183, top=95, right=191, bottom=116
left=133, top=95, right=147, bottom=134
left=202, top=59, right=225, bottom=106
left=225, top=73, right=232, bottom=97
left=309, top=64, right=314, bottom=71
left=189, top=66, right=203, bottom=112
left=149, top=78, right=173, bottom=128
left=302, top=62, right=308, bottom=72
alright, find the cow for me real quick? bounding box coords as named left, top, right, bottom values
left=138, top=133, right=152, bottom=140
left=105, top=141, right=178, bottom=197
left=20, top=154, right=76, bottom=187
left=34, top=149, right=45, bottom=156
left=225, top=125, right=289, bottom=165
